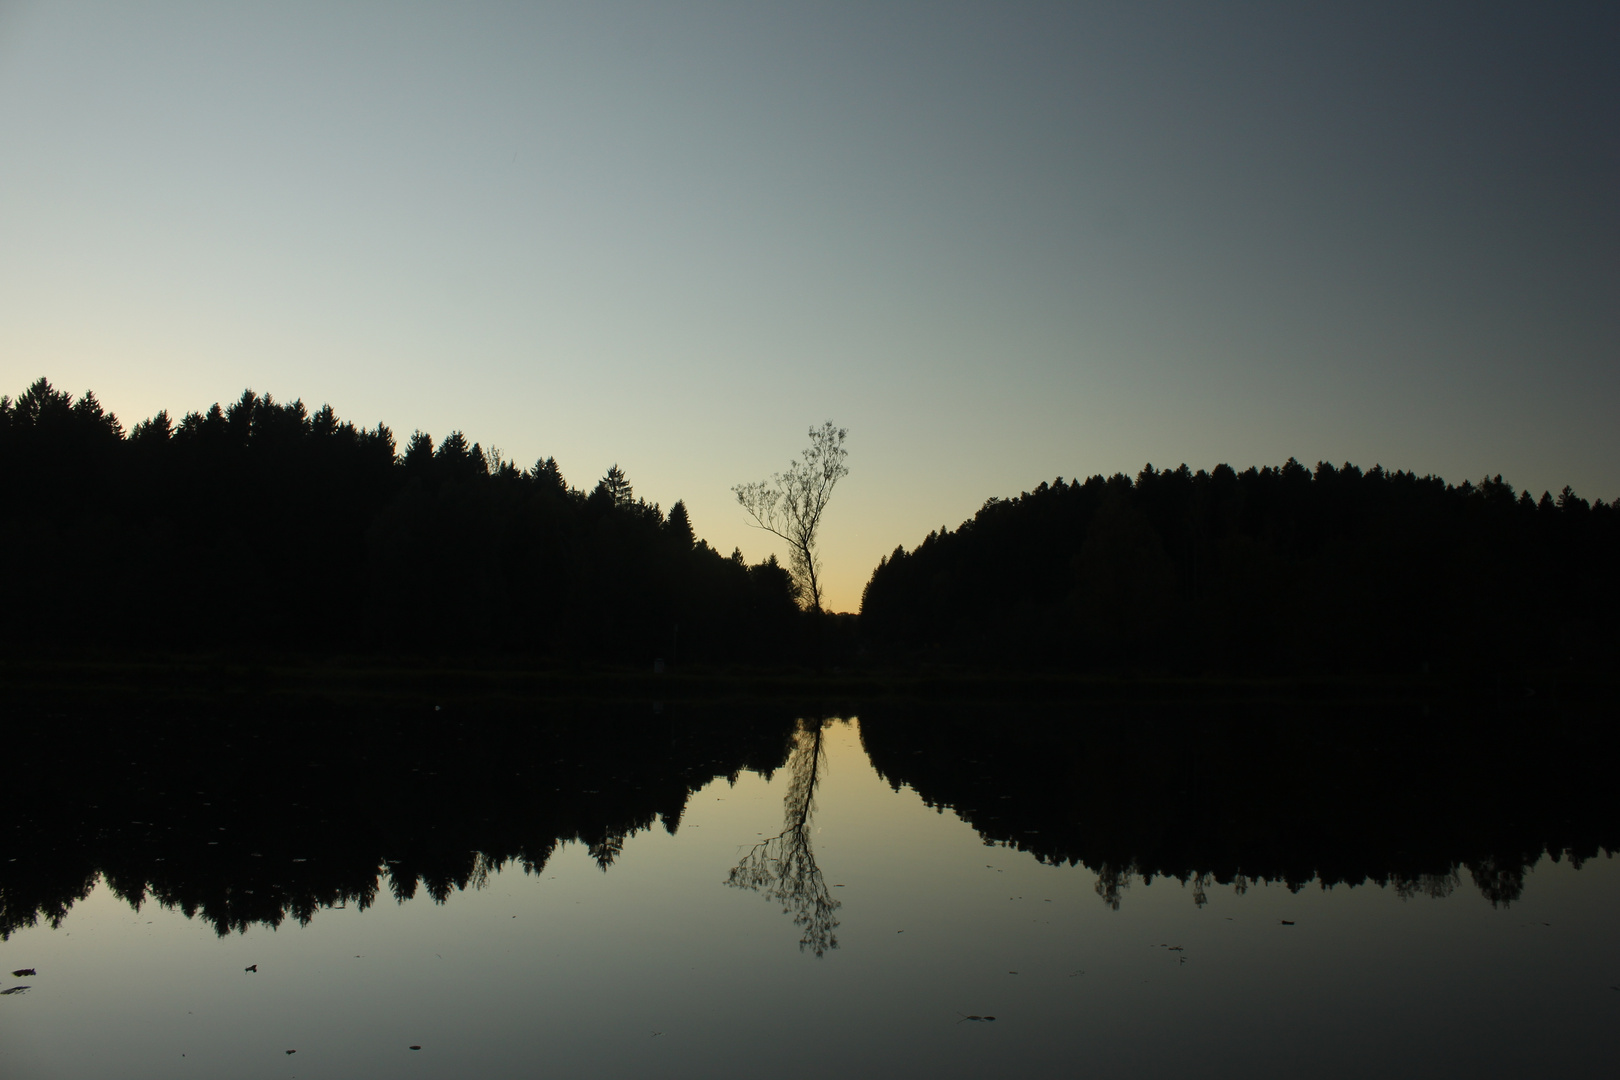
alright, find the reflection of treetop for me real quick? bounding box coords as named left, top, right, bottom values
left=727, top=720, right=841, bottom=956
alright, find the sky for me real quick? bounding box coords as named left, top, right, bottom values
left=1, top=1, right=1615, bottom=612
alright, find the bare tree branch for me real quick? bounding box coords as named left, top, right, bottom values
left=733, top=422, right=849, bottom=613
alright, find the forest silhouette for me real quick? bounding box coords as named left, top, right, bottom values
left=861, top=460, right=1619, bottom=676
left=0, top=379, right=816, bottom=665
left=4, top=377, right=1616, bottom=676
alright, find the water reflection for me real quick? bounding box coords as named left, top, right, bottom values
left=3, top=704, right=1616, bottom=948
left=859, top=705, right=1620, bottom=910
left=728, top=719, right=840, bottom=956
left=1, top=710, right=801, bottom=940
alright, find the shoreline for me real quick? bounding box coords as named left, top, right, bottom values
left=4, top=654, right=1610, bottom=710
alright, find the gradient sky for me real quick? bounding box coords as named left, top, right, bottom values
left=2, top=1, right=1615, bottom=611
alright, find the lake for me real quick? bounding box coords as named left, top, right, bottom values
left=2, top=706, right=1616, bottom=1078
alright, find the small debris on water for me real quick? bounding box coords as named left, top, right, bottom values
left=11, top=969, right=36, bottom=977
left=1281, top=920, right=1295, bottom=926
left=244, top=964, right=257, bottom=972
left=957, top=1014, right=996, bottom=1022
left=285, top=1049, right=296, bottom=1055
left=409, top=1045, right=422, bottom=1050
left=0, top=986, right=29, bottom=995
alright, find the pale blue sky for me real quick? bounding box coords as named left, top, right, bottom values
left=2, top=1, right=1615, bottom=611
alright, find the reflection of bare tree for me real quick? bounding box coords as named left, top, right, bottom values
left=727, top=719, right=840, bottom=956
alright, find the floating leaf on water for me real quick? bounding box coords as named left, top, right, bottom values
left=11, top=969, right=36, bottom=977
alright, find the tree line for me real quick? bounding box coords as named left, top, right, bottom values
left=0, top=378, right=812, bottom=663
left=8, top=377, right=1616, bottom=675
left=859, top=459, right=1620, bottom=675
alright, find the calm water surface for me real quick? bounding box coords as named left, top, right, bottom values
left=2, top=714, right=1616, bottom=1078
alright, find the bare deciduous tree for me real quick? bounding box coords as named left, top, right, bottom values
left=733, top=421, right=849, bottom=613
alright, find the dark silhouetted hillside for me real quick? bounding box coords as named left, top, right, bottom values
left=0, top=378, right=810, bottom=664
left=860, top=461, right=1620, bottom=675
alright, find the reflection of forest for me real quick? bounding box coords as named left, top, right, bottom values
left=860, top=706, right=1620, bottom=908
left=1, top=710, right=799, bottom=939
left=728, top=719, right=841, bottom=956
left=7, top=705, right=1617, bottom=944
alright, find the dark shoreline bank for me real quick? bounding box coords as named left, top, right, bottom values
left=4, top=653, right=1612, bottom=711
